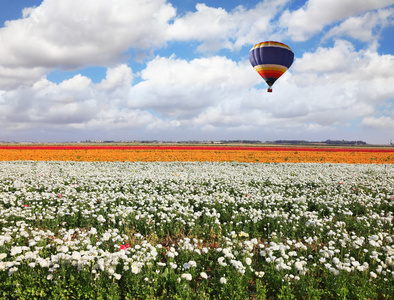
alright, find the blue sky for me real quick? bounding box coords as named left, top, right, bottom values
left=0, top=0, right=393, bottom=144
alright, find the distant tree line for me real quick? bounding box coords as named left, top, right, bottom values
left=218, top=140, right=262, bottom=144
left=324, top=139, right=367, bottom=145
left=273, top=139, right=367, bottom=145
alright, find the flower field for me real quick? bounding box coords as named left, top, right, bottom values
left=0, top=159, right=393, bottom=299
left=0, top=145, right=393, bottom=163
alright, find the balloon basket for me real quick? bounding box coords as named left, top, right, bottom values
left=267, top=88, right=272, bottom=93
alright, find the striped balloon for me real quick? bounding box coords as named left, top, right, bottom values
left=249, top=41, right=294, bottom=92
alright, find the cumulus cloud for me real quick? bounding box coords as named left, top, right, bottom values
left=0, top=64, right=158, bottom=134
left=167, top=0, right=288, bottom=52
left=362, top=116, right=394, bottom=129
left=0, top=65, right=48, bottom=90
left=0, top=0, right=176, bottom=89
left=2, top=41, right=393, bottom=142
left=128, top=55, right=258, bottom=117
left=97, top=64, right=133, bottom=91
left=125, top=41, right=394, bottom=136
left=290, top=41, right=394, bottom=131
left=279, top=0, right=394, bottom=41
left=323, top=8, right=394, bottom=42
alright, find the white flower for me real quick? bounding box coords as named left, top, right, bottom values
left=8, top=266, right=18, bottom=276
left=218, top=257, right=227, bottom=267
left=288, top=251, right=297, bottom=257
left=220, top=277, right=227, bottom=284
left=96, top=259, right=105, bottom=271
left=351, top=261, right=360, bottom=267
left=10, top=246, right=23, bottom=256
left=71, top=252, right=81, bottom=261
left=329, top=267, right=340, bottom=275
left=38, top=259, right=49, bottom=268
left=332, top=257, right=340, bottom=265
left=60, top=246, right=69, bottom=253
left=131, top=263, right=140, bottom=274
left=114, top=273, right=121, bottom=280
left=89, top=227, right=97, bottom=235
left=97, top=215, right=105, bottom=223
left=255, top=271, right=265, bottom=278
left=200, top=272, right=208, bottom=279
left=239, top=231, right=249, bottom=238
left=183, top=260, right=197, bottom=269
left=245, top=257, right=252, bottom=266
left=294, top=261, right=304, bottom=270
left=169, top=262, right=177, bottom=269
left=181, top=273, right=192, bottom=281
left=370, top=271, right=377, bottom=278
left=357, top=265, right=365, bottom=272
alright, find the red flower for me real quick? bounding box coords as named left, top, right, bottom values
left=119, top=245, right=127, bottom=251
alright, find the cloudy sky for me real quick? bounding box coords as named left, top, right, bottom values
left=0, top=0, right=393, bottom=144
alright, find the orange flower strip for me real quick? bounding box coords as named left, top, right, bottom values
left=0, top=145, right=393, bottom=163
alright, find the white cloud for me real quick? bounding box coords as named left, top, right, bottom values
left=0, top=0, right=175, bottom=89
left=294, top=40, right=358, bottom=74
left=167, top=0, right=289, bottom=52
left=288, top=41, right=394, bottom=132
left=4, top=41, right=392, bottom=140
left=128, top=55, right=257, bottom=117
left=293, top=40, right=394, bottom=101
left=0, top=65, right=48, bottom=90
left=323, top=8, right=394, bottom=42
left=279, top=0, right=394, bottom=41
left=123, top=42, right=393, bottom=135
left=0, top=64, right=157, bottom=133
left=362, top=115, right=394, bottom=128
left=97, top=64, right=133, bottom=90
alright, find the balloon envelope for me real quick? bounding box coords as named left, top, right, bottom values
left=249, top=41, right=294, bottom=92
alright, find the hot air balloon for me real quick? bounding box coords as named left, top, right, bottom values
left=249, top=41, right=294, bottom=92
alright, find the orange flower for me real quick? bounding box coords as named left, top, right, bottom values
left=0, top=145, right=392, bottom=164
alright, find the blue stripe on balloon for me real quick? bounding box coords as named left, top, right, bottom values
left=249, top=46, right=294, bottom=69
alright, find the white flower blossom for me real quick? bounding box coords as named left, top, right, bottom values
left=181, top=273, right=192, bottom=281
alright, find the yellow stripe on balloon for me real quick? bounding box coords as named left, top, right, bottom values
left=254, top=64, right=288, bottom=72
